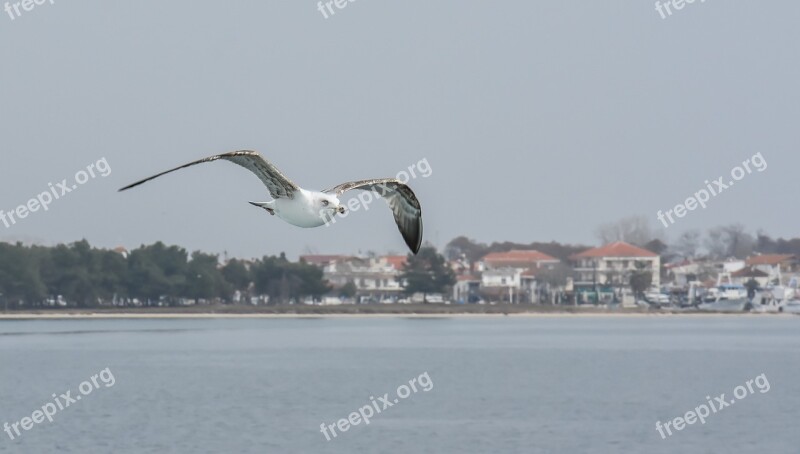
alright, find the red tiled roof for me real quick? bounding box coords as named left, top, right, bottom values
left=746, top=254, right=795, bottom=266
left=457, top=275, right=480, bottom=281
left=571, top=241, right=658, bottom=259
left=482, top=250, right=558, bottom=264
left=732, top=267, right=769, bottom=278
left=383, top=255, right=407, bottom=270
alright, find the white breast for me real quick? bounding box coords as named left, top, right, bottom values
left=273, top=190, right=327, bottom=228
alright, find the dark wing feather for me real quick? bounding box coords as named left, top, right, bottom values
left=324, top=179, right=423, bottom=254
left=118, top=150, right=298, bottom=199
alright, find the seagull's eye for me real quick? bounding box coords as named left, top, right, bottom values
left=321, top=200, right=329, bottom=206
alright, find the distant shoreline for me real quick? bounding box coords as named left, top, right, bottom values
left=0, top=304, right=795, bottom=319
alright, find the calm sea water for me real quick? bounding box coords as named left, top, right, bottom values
left=0, top=316, right=798, bottom=453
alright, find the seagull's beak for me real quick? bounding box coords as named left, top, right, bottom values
left=338, top=206, right=346, bottom=214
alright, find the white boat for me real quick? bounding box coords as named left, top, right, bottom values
left=697, top=298, right=750, bottom=312
left=780, top=300, right=800, bottom=314
left=750, top=271, right=800, bottom=313
left=764, top=270, right=797, bottom=302
left=750, top=291, right=782, bottom=313
left=718, top=284, right=748, bottom=300
left=704, top=274, right=748, bottom=301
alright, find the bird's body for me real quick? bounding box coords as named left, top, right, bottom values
left=251, top=188, right=340, bottom=228
left=119, top=151, right=423, bottom=253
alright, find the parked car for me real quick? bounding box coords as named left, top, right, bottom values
left=644, top=289, right=670, bottom=305
left=411, top=293, right=446, bottom=303
left=425, top=294, right=445, bottom=304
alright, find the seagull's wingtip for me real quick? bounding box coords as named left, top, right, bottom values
left=118, top=181, right=141, bottom=192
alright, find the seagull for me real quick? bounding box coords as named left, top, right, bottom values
left=118, top=150, right=423, bottom=253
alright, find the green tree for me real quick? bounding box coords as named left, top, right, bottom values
left=126, top=242, right=188, bottom=305
left=339, top=281, right=357, bottom=298
left=400, top=246, right=455, bottom=301
left=95, top=249, right=129, bottom=303
left=629, top=261, right=653, bottom=298
left=251, top=254, right=330, bottom=304
left=184, top=251, right=230, bottom=303
left=251, top=254, right=288, bottom=303
left=0, top=242, right=46, bottom=307
left=222, top=259, right=251, bottom=292
left=36, top=240, right=100, bottom=307
left=744, top=278, right=759, bottom=299
left=291, top=259, right=331, bottom=300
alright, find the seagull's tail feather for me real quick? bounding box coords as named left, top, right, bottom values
left=249, top=201, right=275, bottom=215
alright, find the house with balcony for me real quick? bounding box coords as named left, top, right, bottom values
left=478, top=250, right=560, bottom=272
left=299, top=255, right=352, bottom=267
left=480, top=267, right=524, bottom=303
left=474, top=250, right=566, bottom=303
left=453, top=275, right=481, bottom=304
left=570, top=241, right=660, bottom=303
left=730, top=266, right=771, bottom=287
left=746, top=254, right=797, bottom=276
left=664, top=259, right=702, bottom=287
left=319, top=255, right=407, bottom=302
left=475, top=250, right=561, bottom=303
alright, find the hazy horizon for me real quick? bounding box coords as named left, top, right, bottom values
left=1, top=1, right=798, bottom=259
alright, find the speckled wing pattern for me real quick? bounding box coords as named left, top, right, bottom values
left=119, top=150, right=298, bottom=199
left=324, top=178, right=423, bottom=254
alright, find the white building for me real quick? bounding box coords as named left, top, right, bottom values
left=315, top=255, right=407, bottom=302
left=481, top=267, right=522, bottom=289
left=478, top=250, right=560, bottom=272
left=746, top=254, right=796, bottom=276
left=571, top=241, right=660, bottom=302
left=664, top=260, right=702, bottom=287
left=452, top=275, right=480, bottom=304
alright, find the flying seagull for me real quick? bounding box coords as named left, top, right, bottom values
left=118, top=150, right=423, bottom=253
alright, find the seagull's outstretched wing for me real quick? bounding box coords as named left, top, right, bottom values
left=324, top=179, right=423, bottom=254
left=118, top=150, right=299, bottom=199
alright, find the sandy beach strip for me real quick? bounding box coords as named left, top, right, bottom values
left=0, top=311, right=794, bottom=320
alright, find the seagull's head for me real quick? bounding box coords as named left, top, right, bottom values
left=317, top=194, right=345, bottom=216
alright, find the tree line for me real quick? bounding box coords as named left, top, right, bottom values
left=4, top=219, right=792, bottom=309
left=0, top=240, right=456, bottom=309
left=0, top=240, right=331, bottom=308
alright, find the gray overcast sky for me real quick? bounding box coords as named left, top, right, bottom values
left=1, top=1, right=798, bottom=259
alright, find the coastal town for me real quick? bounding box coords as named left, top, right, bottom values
left=2, top=221, right=799, bottom=313
left=298, top=240, right=798, bottom=312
